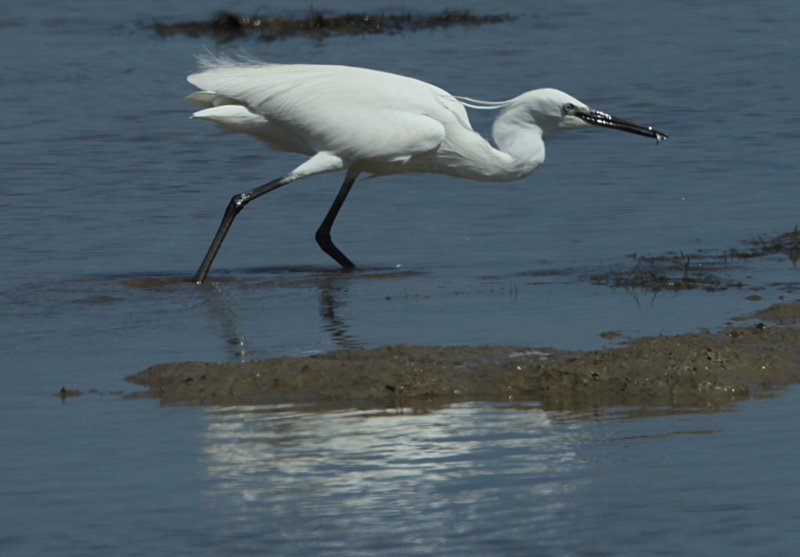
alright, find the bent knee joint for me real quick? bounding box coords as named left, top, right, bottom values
left=315, top=228, right=331, bottom=246
left=229, top=192, right=251, bottom=212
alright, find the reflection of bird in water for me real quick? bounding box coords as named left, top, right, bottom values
left=186, top=57, right=667, bottom=283
left=317, top=276, right=359, bottom=350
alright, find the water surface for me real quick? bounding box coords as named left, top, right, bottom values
left=2, top=0, right=800, bottom=554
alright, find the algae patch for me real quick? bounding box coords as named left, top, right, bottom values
left=149, top=9, right=515, bottom=42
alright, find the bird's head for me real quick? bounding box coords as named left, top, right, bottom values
left=513, top=89, right=667, bottom=143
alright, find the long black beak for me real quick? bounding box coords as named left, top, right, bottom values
left=575, top=109, right=667, bottom=144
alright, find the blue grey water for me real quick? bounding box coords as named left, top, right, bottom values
left=2, top=0, right=799, bottom=554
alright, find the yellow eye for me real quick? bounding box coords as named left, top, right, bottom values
left=563, top=103, right=575, bottom=113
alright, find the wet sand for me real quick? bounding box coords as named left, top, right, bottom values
left=127, top=230, right=800, bottom=410
left=127, top=299, right=800, bottom=411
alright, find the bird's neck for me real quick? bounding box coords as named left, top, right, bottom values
left=424, top=105, right=547, bottom=183
left=484, top=110, right=546, bottom=181
left=439, top=126, right=544, bottom=183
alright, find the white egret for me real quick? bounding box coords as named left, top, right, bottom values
left=186, top=57, right=667, bottom=283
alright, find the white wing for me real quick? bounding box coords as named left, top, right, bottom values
left=187, top=62, right=473, bottom=164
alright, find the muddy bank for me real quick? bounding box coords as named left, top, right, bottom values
left=127, top=300, right=800, bottom=411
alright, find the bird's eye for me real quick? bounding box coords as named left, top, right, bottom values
left=563, top=103, right=575, bottom=113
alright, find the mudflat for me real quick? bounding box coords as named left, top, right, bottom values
left=127, top=300, right=800, bottom=411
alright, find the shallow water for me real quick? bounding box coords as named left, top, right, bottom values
left=2, top=0, right=800, bottom=554
left=4, top=392, right=800, bottom=556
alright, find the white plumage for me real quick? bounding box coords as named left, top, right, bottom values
left=186, top=57, right=666, bottom=283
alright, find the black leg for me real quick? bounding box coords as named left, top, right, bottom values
left=192, top=175, right=296, bottom=284
left=315, top=173, right=357, bottom=269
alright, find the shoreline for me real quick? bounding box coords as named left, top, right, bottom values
left=126, top=300, right=800, bottom=411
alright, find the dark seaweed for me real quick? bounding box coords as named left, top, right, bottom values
left=150, top=9, right=515, bottom=42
